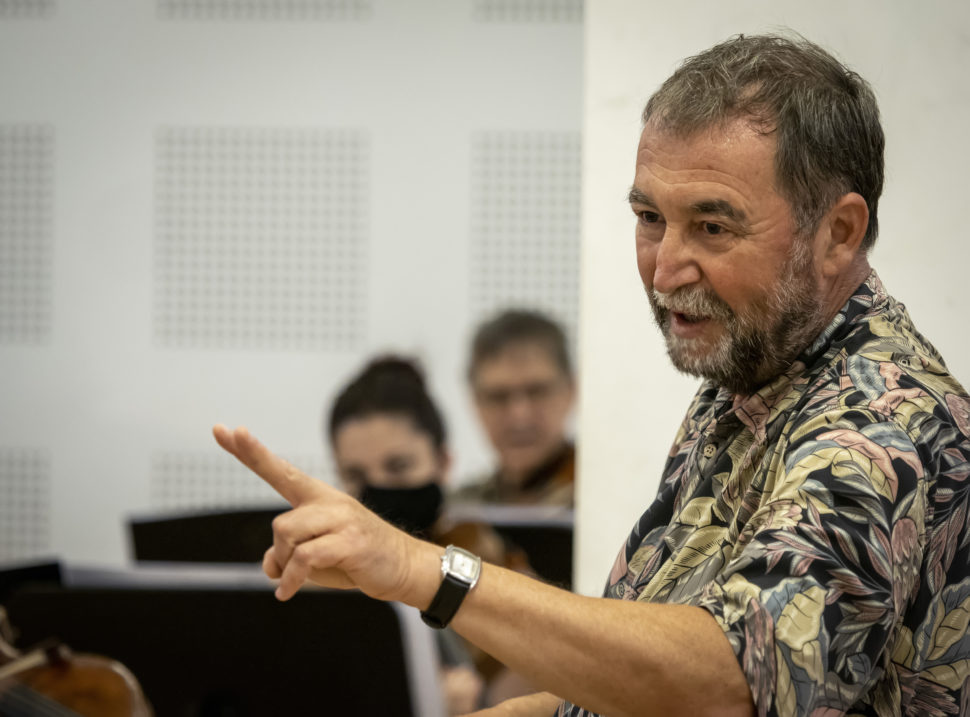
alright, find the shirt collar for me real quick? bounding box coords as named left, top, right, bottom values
left=798, top=268, right=887, bottom=367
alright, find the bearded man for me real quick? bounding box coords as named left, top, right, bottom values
left=214, top=34, right=970, bottom=717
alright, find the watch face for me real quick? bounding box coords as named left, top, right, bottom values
left=448, top=549, right=481, bottom=582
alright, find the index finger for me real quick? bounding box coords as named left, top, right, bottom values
left=212, top=424, right=327, bottom=506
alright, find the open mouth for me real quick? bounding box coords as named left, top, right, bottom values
left=673, top=311, right=707, bottom=324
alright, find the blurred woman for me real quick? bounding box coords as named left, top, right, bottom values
left=328, top=356, right=451, bottom=537
left=327, top=355, right=484, bottom=714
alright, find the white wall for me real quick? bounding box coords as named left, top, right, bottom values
left=0, top=0, right=583, bottom=565
left=577, top=0, right=970, bottom=596
left=4, top=0, right=968, bottom=588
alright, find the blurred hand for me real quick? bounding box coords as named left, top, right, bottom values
left=212, top=424, right=434, bottom=603
left=443, top=664, right=485, bottom=715
left=456, top=692, right=558, bottom=717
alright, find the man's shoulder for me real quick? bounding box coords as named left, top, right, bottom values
left=783, top=291, right=969, bottom=458
left=841, top=293, right=963, bottom=401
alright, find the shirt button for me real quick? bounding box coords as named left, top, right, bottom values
left=703, top=443, right=717, bottom=458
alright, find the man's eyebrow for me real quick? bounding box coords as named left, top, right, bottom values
left=627, top=187, right=653, bottom=206
left=628, top=189, right=749, bottom=228
left=690, top=199, right=747, bottom=224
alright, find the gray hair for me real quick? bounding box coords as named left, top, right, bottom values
left=643, top=33, right=884, bottom=250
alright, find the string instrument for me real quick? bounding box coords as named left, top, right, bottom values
left=434, top=503, right=574, bottom=693
left=436, top=520, right=533, bottom=575
left=0, top=606, right=152, bottom=717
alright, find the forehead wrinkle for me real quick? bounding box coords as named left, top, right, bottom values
left=633, top=155, right=767, bottom=231
left=635, top=122, right=776, bottom=199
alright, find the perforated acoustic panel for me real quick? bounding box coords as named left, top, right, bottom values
left=157, top=0, right=372, bottom=21
left=154, top=127, right=368, bottom=350
left=470, top=131, right=581, bottom=333
left=151, top=453, right=329, bottom=511
left=0, top=125, right=54, bottom=345
left=0, top=0, right=55, bottom=18
left=0, top=448, right=51, bottom=562
left=473, top=0, right=582, bottom=22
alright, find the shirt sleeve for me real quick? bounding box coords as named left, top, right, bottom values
left=688, top=408, right=926, bottom=717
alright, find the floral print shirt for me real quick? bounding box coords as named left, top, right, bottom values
left=558, top=272, right=970, bottom=717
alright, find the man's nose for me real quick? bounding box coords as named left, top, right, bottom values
left=505, top=392, right=536, bottom=423
left=651, top=226, right=701, bottom=295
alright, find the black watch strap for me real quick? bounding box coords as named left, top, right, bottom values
left=420, top=572, right=472, bottom=629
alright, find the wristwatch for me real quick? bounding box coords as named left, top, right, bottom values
left=420, top=545, right=482, bottom=629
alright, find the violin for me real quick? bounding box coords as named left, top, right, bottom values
left=0, top=606, right=152, bottom=717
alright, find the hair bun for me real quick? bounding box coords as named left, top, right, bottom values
left=361, top=355, right=427, bottom=389
left=328, top=353, right=446, bottom=449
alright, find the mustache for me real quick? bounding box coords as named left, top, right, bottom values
left=649, top=287, right=733, bottom=322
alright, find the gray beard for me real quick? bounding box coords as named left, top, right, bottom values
left=648, top=247, right=826, bottom=395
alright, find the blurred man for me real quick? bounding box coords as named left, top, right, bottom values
left=460, top=310, right=576, bottom=506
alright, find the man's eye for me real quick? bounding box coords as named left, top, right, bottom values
left=702, top=222, right=724, bottom=235
left=479, top=389, right=511, bottom=407
left=638, top=211, right=660, bottom=224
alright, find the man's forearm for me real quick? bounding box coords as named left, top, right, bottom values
left=211, top=427, right=751, bottom=717
left=445, top=561, right=754, bottom=717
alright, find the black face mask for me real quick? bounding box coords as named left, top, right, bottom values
left=360, top=481, right=444, bottom=538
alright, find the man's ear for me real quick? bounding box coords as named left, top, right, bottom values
left=818, top=192, right=869, bottom=278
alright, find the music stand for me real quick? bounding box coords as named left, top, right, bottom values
left=4, top=564, right=443, bottom=717
left=127, top=505, right=289, bottom=564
